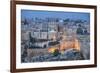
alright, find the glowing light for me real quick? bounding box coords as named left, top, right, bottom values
left=48, top=47, right=57, bottom=53
left=48, top=32, right=80, bottom=53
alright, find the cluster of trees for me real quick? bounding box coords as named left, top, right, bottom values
left=76, top=25, right=89, bottom=35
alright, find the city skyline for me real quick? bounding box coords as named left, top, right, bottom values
left=21, top=9, right=90, bottom=23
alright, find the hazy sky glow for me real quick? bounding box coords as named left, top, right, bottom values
left=21, top=9, right=90, bottom=22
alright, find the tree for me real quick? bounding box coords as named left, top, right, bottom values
left=53, top=49, right=60, bottom=56
left=76, top=27, right=83, bottom=35
left=63, top=18, right=70, bottom=25
left=63, top=18, right=70, bottom=22
left=84, top=29, right=89, bottom=35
